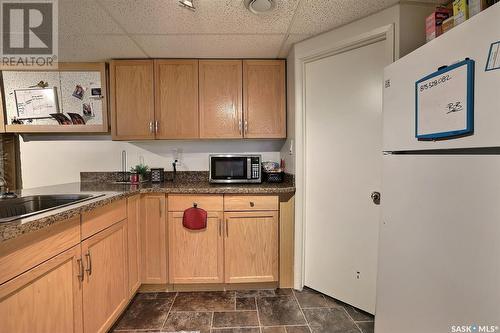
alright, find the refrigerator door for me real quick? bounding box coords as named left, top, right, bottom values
left=376, top=155, right=500, bottom=333
left=383, top=3, right=500, bottom=152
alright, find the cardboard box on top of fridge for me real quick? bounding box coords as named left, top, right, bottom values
left=469, top=0, right=487, bottom=16
left=453, top=0, right=469, bottom=25
left=442, top=16, right=455, bottom=33
left=470, top=0, right=500, bottom=16
left=425, top=7, right=452, bottom=42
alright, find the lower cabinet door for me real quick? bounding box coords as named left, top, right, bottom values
left=224, top=211, right=279, bottom=283
left=0, top=245, right=83, bottom=333
left=140, top=194, right=167, bottom=283
left=168, top=211, right=224, bottom=283
left=82, top=221, right=128, bottom=333
left=127, top=195, right=141, bottom=296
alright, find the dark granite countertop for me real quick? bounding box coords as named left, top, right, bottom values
left=0, top=174, right=294, bottom=243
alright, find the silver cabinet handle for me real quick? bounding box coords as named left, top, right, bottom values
left=225, top=219, right=229, bottom=237
left=155, top=120, right=159, bottom=133
left=77, top=258, right=84, bottom=282
left=85, top=251, right=92, bottom=276
left=239, top=119, right=242, bottom=135
left=244, top=120, right=248, bottom=134
left=218, top=218, right=222, bottom=236
left=149, top=121, right=154, bottom=133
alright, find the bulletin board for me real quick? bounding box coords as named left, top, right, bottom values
left=415, top=59, right=474, bottom=140
left=1, top=63, right=108, bottom=132
left=14, top=87, right=59, bottom=119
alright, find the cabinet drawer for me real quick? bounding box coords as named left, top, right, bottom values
left=224, top=195, right=278, bottom=211
left=81, top=199, right=127, bottom=239
left=168, top=195, right=223, bottom=212
left=0, top=216, right=80, bottom=285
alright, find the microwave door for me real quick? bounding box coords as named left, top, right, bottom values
left=210, top=157, right=247, bottom=181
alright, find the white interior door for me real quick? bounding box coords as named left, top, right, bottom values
left=304, top=38, right=391, bottom=313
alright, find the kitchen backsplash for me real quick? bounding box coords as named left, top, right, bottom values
left=19, top=136, right=285, bottom=188
left=80, top=171, right=295, bottom=184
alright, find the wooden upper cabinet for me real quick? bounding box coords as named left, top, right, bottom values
left=199, top=60, right=243, bottom=138
left=243, top=60, right=286, bottom=138
left=111, top=60, right=155, bottom=140
left=155, top=60, right=199, bottom=139
left=110, top=58, right=286, bottom=140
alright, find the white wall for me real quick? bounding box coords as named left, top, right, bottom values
left=280, top=3, right=435, bottom=174
left=20, top=135, right=283, bottom=188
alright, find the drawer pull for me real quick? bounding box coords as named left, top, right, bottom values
left=85, top=251, right=92, bottom=276
left=249, top=201, right=255, bottom=207
left=77, top=258, right=84, bottom=282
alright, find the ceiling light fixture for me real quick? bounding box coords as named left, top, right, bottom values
left=179, top=0, right=195, bottom=11
left=244, top=0, right=276, bottom=15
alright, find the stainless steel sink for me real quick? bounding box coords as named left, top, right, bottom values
left=0, top=194, right=104, bottom=223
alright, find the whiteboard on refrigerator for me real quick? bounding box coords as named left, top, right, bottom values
left=415, top=59, right=474, bottom=140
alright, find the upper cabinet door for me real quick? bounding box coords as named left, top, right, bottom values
left=111, top=60, right=155, bottom=140
left=155, top=60, right=199, bottom=139
left=243, top=60, right=286, bottom=138
left=199, top=60, right=243, bottom=138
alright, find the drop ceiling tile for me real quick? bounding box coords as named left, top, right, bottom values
left=58, top=34, right=148, bottom=61
left=132, top=34, right=284, bottom=58
left=278, top=33, right=311, bottom=57
left=289, top=0, right=399, bottom=35
left=99, top=0, right=299, bottom=34
left=58, top=0, right=124, bottom=34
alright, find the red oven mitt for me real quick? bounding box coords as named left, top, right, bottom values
left=182, top=205, right=207, bottom=230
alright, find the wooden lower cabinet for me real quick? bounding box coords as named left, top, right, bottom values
left=0, top=245, right=83, bottom=333
left=81, top=221, right=128, bottom=333
left=140, top=194, right=167, bottom=284
left=127, top=195, right=141, bottom=296
left=168, top=211, right=224, bottom=284
left=224, top=211, right=279, bottom=283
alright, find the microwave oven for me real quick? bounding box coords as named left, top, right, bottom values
left=209, top=154, right=262, bottom=183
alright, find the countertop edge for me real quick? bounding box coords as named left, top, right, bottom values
left=0, top=185, right=295, bottom=244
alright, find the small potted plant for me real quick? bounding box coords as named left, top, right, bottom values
left=131, top=163, right=150, bottom=183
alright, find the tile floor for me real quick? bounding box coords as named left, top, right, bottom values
left=111, top=287, right=374, bottom=333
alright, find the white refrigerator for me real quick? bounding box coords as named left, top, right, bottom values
left=376, top=3, right=500, bottom=333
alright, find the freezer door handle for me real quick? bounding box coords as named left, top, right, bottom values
left=371, top=191, right=381, bottom=205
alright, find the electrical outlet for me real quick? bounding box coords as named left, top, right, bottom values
left=356, top=271, right=361, bottom=280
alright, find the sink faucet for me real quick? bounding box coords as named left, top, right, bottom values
left=121, top=150, right=128, bottom=182
left=0, top=175, right=17, bottom=199
left=172, top=159, right=178, bottom=181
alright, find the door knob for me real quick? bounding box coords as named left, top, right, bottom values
left=371, top=191, right=381, bottom=205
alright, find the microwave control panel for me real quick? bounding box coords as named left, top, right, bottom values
left=250, top=157, right=260, bottom=179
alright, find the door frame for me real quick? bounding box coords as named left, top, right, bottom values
left=293, top=24, right=395, bottom=290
